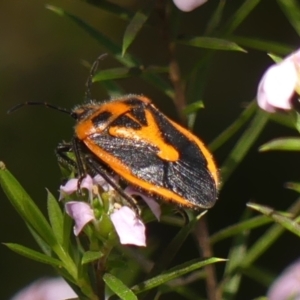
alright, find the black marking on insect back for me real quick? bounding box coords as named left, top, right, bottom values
left=91, top=132, right=162, bottom=176
left=123, top=97, right=146, bottom=107
left=110, top=114, right=142, bottom=130
left=118, top=96, right=148, bottom=125
left=92, top=111, right=112, bottom=127
left=130, top=106, right=148, bottom=126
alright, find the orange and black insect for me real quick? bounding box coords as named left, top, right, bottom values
left=9, top=55, right=219, bottom=210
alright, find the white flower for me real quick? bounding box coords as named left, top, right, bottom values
left=173, top=0, right=207, bottom=12
left=257, top=49, right=300, bottom=112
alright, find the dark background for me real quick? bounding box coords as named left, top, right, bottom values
left=1, top=0, right=300, bottom=299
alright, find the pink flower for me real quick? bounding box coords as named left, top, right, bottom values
left=93, top=174, right=114, bottom=192
left=173, top=0, right=207, bottom=12
left=59, top=175, right=93, bottom=200
left=60, top=176, right=150, bottom=246
left=257, top=49, right=300, bottom=112
left=11, top=277, right=76, bottom=300
left=111, top=206, right=146, bottom=246
left=124, top=186, right=161, bottom=220
left=65, top=201, right=146, bottom=246
left=65, top=201, right=95, bottom=235
left=268, top=258, right=300, bottom=300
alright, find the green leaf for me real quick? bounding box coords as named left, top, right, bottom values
left=285, top=181, right=300, bottom=193
left=295, top=112, right=300, bottom=133
left=62, top=212, right=73, bottom=251
left=247, top=203, right=300, bottom=238
left=271, top=111, right=300, bottom=132
left=268, top=53, right=283, bottom=63
left=177, top=36, right=246, bottom=52
left=82, top=251, right=103, bottom=265
left=229, top=36, right=293, bottom=55
left=269, top=111, right=296, bottom=128
left=182, top=101, right=204, bottom=116
left=47, top=190, right=64, bottom=245
left=132, top=257, right=225, bottom=294
left=220, top=109, right=269, bottom=185
left=4, top=243, right=62, bottom=267
left=103, top=273, right=137, bottom=300
left=210, top=215, right=271, bottom=245
left=241, top=198, right=300, bottom=268
left=277, top=0, right=300, bottom=36
left=259, top=137, right=300, bottom=151
left=122, top=4, right=153, bottom=56
left=93, top=67, right=142, bottom=81
left=0, top=163, right=77, bottom=279
left=0, top=162, right=56, bottom=246
left=27, top=224, right=52, bottom=256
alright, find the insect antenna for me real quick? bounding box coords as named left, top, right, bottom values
left=8, top=53, right=108, bottom=117
left=84, top=53, right=108, bottom=102
left=7, top=102, right=71, bottom=116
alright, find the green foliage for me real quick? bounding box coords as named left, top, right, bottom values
left=104, top=273, right=138, bottom=300
left=259, top=137, right=300, bottom=151
left=2, top=0, right=300, bottom=299
left=177, top=36, right=246, bottom=52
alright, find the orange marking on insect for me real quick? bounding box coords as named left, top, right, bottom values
left=109, top=109, right=179, bottom=162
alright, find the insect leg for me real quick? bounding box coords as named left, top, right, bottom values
left=55, top=142, right=77, bottom=169
left=71, top=137, right=91, bottom=191
left=85, top=156, right=140, bottom=215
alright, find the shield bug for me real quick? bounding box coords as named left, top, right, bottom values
left=8, top=55, right=219, bottom=210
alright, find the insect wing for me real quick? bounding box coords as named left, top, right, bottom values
left=82, top=97, right=217, bottom=209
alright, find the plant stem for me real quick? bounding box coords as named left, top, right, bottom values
left=194, top=216, right=221, bottom=300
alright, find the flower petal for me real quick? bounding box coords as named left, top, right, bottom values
left=80, top=175, right=94, bottom=190
left=59, top=175, right=93, bottom=200
left=257, top=49, right=300, bottom=112
left=93, top=174, right=114, bottom=192
left=124, top=186, right=161, bottom=220
left=268, top=258, right=300, bottom=300
left=11, top=277, right=77, bottom=300
left=110, top=206, right=146, bottom=246
left=65, top=201, right=95, bottom=235
left=59, top=178, right=78, bottom=200
left=173, top=0, right=207, bottom=12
